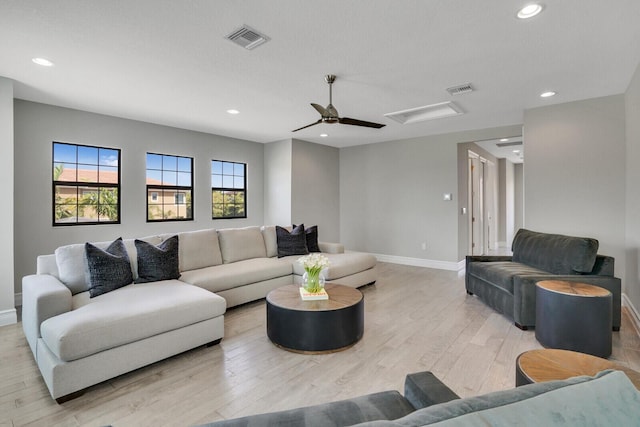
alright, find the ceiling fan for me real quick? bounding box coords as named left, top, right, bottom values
left=292, top=74, right=386, bottom=132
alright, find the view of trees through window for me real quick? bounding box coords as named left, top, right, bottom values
left=53, top=142, right=120, bottom=225
left=146, top=153, right=193, bottom=221
left=212, top=160, right=246, bottom=219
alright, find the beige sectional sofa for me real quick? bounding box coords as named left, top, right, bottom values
left=22, top=225, right=377, bottom=402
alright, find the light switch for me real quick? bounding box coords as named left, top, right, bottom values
left=443, top=193, right=453, bottom=201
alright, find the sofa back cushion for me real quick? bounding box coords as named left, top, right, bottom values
left=261, top=225, right=278, bottom=258
left=177, top=229, right=223, bottom=271
left=359, top=370, right=640, bottom=427
left=217, top=226, right=267, bottom=264
left=511, top=229, right=599, bottom=274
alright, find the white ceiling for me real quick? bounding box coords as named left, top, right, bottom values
left=2, top=1, right=640, bottom=151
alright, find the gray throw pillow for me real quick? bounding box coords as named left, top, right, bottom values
left=276, top=224, right=309, bottom=258
left=294, top=224, right=321, bottom=252
left=85, top=237, right=133, bottom=298
left=135, top=235, right=181, bottom=283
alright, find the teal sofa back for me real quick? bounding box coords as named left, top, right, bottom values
left=512, top=228, right=599, bottom=274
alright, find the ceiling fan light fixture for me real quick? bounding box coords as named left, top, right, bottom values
left=384, top=101, right=464, bottom=125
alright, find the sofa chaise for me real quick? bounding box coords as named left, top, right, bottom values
left=22, top=225, right=377, bottom=402
left=198, top=369, right=640, bottom=426
left=465, top=228, right=621, bottom=330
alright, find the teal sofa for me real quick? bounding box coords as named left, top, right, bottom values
left=465, top=229, right=621, bottom=330
left=199, top=370, right=640, bottom=426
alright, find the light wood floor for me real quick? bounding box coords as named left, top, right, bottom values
left=2, top=263, right=640, bottom=427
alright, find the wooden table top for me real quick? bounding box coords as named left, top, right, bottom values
left=517, top=349, right=640, bottom=390
left=536, top=280, right=611, bottom=297
left=266, top=283, right=362, bottom=312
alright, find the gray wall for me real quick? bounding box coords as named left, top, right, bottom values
left=0, top=78, right=16, bottom=325
left=13, top=100, right=265, bottom=294
left=523, top=95, right=627, bottom=282
left=262, top=138, right=340, bottom=243
left=263, top=139, right=292, bottom=226
left=340, top=125, right=521, bottom=264
left=514, top=163, right=524, bottom=234
left=497, top=159, right=515, bottom=248
left=625, top=62, right=640, bottom=314
left=291, top=139, right=340, bottom=243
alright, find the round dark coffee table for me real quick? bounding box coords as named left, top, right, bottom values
left=266, top=283, right=364, bottom=353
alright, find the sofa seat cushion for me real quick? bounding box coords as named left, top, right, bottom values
left=179, top=258, right=293, bottom=293
left=356, top=370, right=640, bottom=426
left=40, top=281, right=226, bottom=362
left=467, top=261, right=549, bottom=294
left=288, top=252, right=377, bottom=281
left=200, top=390, right=416, bottom=427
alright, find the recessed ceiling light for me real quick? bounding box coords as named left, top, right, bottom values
left=540, top=91, right=556, bottom=98
left=517, top=3, right=543, bottom=19
left=320, top=133, right=328, bottom=138
left=226, top=109, right=240, bottom=115
left=500, top=138, right=509, bottom=142
left=513, top=150, right=521, bottom=154
left=32, top=57, right=54, bottom=67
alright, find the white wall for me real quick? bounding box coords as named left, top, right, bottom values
left=0, top=78, right=16, bottom=326
left=523, top=95, right=627, bottom=280
left=291, top=139, right=340, bottom=243
left=625, top=61, right=640, bottom=315
left=498, top=159, right=515, bottom=248
left=13, top=100, right=265, bottom=294
left=514, top=163, right=524, bottom=234
left=263, top=139, right=292, bottom=226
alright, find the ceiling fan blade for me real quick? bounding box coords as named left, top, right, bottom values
left=339, top=117, right=386, bottom=129
left=311, top=103, right=327, bottom=116
left=292, top=119, right=322, bottom=132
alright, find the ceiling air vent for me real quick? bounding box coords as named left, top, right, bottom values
left=225, top=25, right=270, bottom=50
left=384, top=101, right=464, bottom=125
left=446, top=83, right=474, bottom=96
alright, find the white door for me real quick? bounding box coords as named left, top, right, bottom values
left=468, top=151, right=484, bottom=255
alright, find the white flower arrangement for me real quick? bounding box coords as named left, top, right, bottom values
left=297, top=253, right=330, bottom=271
left=298, top=253, right=330, bottom=293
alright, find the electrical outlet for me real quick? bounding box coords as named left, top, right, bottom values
left=421, top=242, right=427, bottom=251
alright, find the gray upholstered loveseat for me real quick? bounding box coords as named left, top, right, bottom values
left=22, top=225, right=377, bottom=402
left=465, top=228, right=621, bottom=330
left=199, top=369, right=640, bottom=426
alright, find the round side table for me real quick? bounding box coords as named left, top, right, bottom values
left=516, top=349, right=640, bottom=390
left=535, top=280, right=612, bottom=358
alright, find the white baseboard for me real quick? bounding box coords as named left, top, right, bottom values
left=0, top=309, right=17, bottom=327
left=15, top=292, right=22, bottom=307
left=372, top=253, right=463, bottom=271
left=622, top=293, right=640, bottom=336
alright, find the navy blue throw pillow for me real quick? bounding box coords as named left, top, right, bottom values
left=276, top=224, right=309, bottom=258
left=85, top=237, right=133, bottom=298
left=134, top=235, right=181, bottom=283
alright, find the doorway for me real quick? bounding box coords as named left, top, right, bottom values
left=468, top=150, right=497, bottom=255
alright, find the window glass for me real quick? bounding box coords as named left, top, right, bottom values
left=146, top=153, right=193, bottom=222
left=211, top=160, right=246, bottom=219
left=52, top=142, right=120, bottom=226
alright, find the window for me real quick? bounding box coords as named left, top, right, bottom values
left=52, top=142, right=120, bottom=225
left=212, top=160, right=246, bottom=219
left=146, top=153, right=193, bottom=221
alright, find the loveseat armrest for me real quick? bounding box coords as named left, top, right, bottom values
left=591, top=255, right=615, bottom=276
left=404, top=371, right=460, bottom=410
left=319, top=242, right=344, bottom=254
left=22, top=274, right=72, bottom=356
